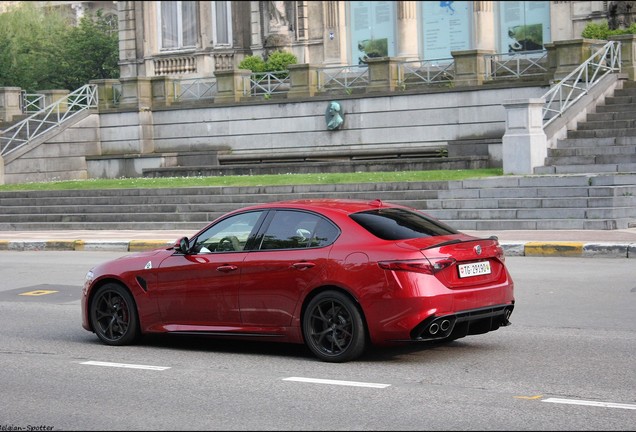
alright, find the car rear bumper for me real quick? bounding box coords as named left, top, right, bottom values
left=392, top=303, right=515, bottom=342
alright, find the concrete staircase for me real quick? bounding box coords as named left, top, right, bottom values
left=0, top=173, right=634, bottom=231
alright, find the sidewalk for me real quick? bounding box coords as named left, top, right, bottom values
left=0, top=228, right=635, bottom=258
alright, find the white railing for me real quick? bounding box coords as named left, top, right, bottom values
left=174, top=77, right=218, bottom=101
left=244, top=71, right=290, bottom=97
left=20, top=92, right=45, bottom=113
left=542, top=40, right=621, bottom=127
left=316, top=64, right=369, bottom=92
left=485, top=49, right=548, bottom=79
left=1, top=84, right=98, bottom=157
left=398, top=58, right=455, bottom=86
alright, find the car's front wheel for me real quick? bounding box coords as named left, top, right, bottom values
left=302, top=291, right=366, bottom=362
left=90, top=283, right=140, bottom=346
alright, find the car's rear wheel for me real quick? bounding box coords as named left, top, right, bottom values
left=302, top=291, right=366, bottom=362
left=90, top=283, right=139, bottom=346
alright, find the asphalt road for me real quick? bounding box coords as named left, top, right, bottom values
left=0, top=252, right=634, bottom=431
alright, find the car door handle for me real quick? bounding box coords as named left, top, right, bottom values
left=217, top=265, right=238, bottom=273
left=292, top=262, right=315, bottom=270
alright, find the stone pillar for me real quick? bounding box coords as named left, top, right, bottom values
left=502, top=99, right=548, bottom=175
left=609, top=34, right=636, bottom=80
left=90, top=79, right=121, bottom=110
left=365, top=57, right=401, bottom=93
left=452, top=49, right=495, bottom=87
left=396, top=1, right=418, bottom=60
left=40, top=89, right=70, bottom=112
left=151, top=76, right=176, bottom=107
left=0, top=87, right=22, bottom=123
left=214, top=69, right=252, bottom=103
left=0, top=155, right=5, bottom=185
left=474, top=1, right=496, bottom=51
left=118, top=77, right=153, bottom=109
left=551, top=38, right=607, bottom=81
left=323, top=1, right=347, bottom=65
left=287, top=64, right=318, bottom=98
left=544, top=42, right=558, bottom=81
left=118, top=1, right=142, bottom=78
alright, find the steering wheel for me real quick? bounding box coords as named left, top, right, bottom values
left=217, top=236, right=240, bottom=252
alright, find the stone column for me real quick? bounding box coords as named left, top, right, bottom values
left=287, top=64, right=318, bottom=98
left=365, top=57, right=401, bottom=93
left=502, top=99, right=548, bottom=175
left=214, top=69, right=253, bottom=103
left=118, top=77, right=153, bottom=109
left=90, top=79, right=121, bottom=110
left=474, top=1, right=496, bottom=51
left=0, top=154, right=4, bottom=185
left=609, top=34, right=636, bottom=80
left=551, top=38, right=607, bottom=81
left=118, top=1, right=142, bottom=78
left=0, top=87, right=22, bottom=123
left=323, top=1, right=347, bottom=65
left=396, top=1, right=418, bottom=60
left=40, top=90, right=70, bottom=112
left=452, top=49, right=495, bottom=87
left=151, top=76, right=176, bottom=107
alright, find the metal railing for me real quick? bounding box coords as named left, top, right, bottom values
left=174, top=77, right=218, bottom=101
left=20, top=92, right=45, bottom=114
left=398, top=58, right=455, bottom=86
left=244, top=71, right=290, bottom=97
left=1, top=84, right=98, bottom=157
left=542, top=40, right=621, bottom=127
left=485, top=49, right=548, bottom=79
left=316, top=64, right=369, bottom=92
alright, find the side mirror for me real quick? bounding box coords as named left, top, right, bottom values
left=177, top=236, right=190, bottom=254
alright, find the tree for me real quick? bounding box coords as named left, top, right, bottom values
left=0, top=3, right=119, bottom=92
left=59, top=10, right=119, bottom=90
left=0, top=2, right=69, bottom=91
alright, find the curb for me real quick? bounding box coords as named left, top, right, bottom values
left=0, top=239, right=634, bottom=258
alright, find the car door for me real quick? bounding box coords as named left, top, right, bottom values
left=154, top=210, right=266, bottom=327
left=239, top=210, right=340, bottom=327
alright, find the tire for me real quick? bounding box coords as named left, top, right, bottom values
left=302, top=291, right=366, bottom=363
left=90, top=283, right=140, bottom=346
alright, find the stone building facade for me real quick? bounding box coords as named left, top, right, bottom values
left=117, top=1, right=622, bottom=79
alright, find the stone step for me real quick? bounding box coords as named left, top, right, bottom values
left=534, top=163, right=636, bottom=174
left=445, top=218, right=633, bottom=230
left=567, top=128, right=636, bottom=139
left=595, top=103, right=636, bottom=113
left=425, top=196, right=635, bottom=210
left=544, top=154, right=636, bottom=165
left=576, top=119, right=636, bottom=130
left=547, top=145, right=636, bottom=157
left=424, top=206, right=635, bottom=221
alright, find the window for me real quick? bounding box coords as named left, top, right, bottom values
left=159, top=1, right=198, bottom=50
left=349, top=1, right=396, bottom=64
left=350, top=208, right=458, bottom=240
left=212, top=1, right=232, bottom=46
left=420, top=1, right=472, bottom=60
left=193, top=211, right=265, bottom=253
left=259, top=211, right=340, bottom=250
left=498, top=1, right=551, bottom=53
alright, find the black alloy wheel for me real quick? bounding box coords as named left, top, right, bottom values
left=90, top=283, right=140, bottom=346
left=303, top=291, right=366, bottom=362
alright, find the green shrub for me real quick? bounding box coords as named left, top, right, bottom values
left=581, top=20, right=636, bottom=39
left=238, top=55, right=266, bottom=72
left=264, top=50, right=297, bottom=72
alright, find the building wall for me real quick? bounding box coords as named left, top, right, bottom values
left=118, top=1, right=613, bottom=80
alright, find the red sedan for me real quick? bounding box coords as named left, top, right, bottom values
left=82, top=199, right=515, bottom=362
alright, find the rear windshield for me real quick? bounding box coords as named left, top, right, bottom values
left=349, top=208, right=458, bottom=240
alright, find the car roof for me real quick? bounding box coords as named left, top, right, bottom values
left=238, top=198, right=407, bottom=215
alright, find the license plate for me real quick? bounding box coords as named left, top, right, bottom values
left=458, top=261, right=491, bottom=278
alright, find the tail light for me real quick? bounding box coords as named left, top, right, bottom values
left=378, top=257, right=456, bottom=275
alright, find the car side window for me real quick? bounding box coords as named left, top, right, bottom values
left=259, top=210, right=339, bottom=250
left=193, top=211, right=264, bottom=253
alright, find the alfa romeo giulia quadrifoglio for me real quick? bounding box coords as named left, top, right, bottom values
left=82, top=199, right=515, bottom=362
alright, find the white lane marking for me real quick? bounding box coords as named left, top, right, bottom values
left=80, top=360, right=171, bottom=371
left=542, top=398, right=636, bottom=410
left=283, top=376, right=390, bottom=388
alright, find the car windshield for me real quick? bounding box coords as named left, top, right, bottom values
left=349, top=208, right=458, bottom=240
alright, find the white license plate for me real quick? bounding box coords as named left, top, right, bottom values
left=458, top=261, right=491, bottom=278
